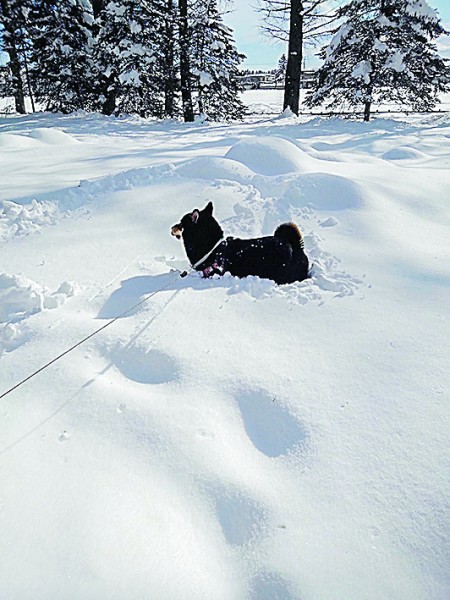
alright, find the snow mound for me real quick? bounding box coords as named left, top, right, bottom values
left=27, top=127, right=80, bottom=145
left=0, top=199, right=60, bottom=242
left=283, top=172, right=364, bottom=211
left=278, top=107, right=296, bottom=119
left=0, top=273, right=76, bottom=356
left=176, top=156, right=256, bottom=184
left=0, top=273, right=45, bottom=323
left=225, top=136, right=311, bottom=176
left=0, top=132, right=39, bottom=149
left=382, top=146, right=428, bottom=161
left=0, top=322, right=31, bottom=356
left=0, top=273, right=76, bottom=323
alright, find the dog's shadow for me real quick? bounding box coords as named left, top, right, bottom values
left=97, top=271, right=269, bottom=320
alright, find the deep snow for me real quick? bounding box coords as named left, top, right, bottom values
left=0, top=100, right=449, bottom=600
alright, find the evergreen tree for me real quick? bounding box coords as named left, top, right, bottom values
left=162, top=0, right=178, bottom=117
left=93, top=0, right=166, bottom=116
left=306, top=0, right=450, bottom=121
left=29, top=0, right=96, bottom=113
left=190, top=0, right=245, bottom=121
left=0, top=0, right=28, bottom=113
left=178, top=0, right=194, bottom=121
left=275, top=53, right=287, bottom=87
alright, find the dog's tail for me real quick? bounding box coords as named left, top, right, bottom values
left=274, top=222, right=304, bottom=254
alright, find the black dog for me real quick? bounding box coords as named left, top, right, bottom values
left=171, top=202, right=309, bottom=284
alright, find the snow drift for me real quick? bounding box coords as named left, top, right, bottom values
left=0, top=108, right=449, bottom=600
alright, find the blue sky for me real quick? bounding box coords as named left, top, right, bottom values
left=223, top=0, right=450, bottom=71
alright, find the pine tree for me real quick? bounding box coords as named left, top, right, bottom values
left=178, top=0, right=195, bottom=121
left=306, top=0, right=450, bottom=121
left=93, top=0, right=166, bottom=117
left=162, top=0, right=178, bottom=117
left=0, top=0, right=28, bottom=113
left=28, top=0, right=96, bottom=113
left=275, top=53, right=287, bottom=87
left=189, top=0, right=245, bottom=121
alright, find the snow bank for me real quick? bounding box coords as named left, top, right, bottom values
left=0, top=132, right=39, bottom=149
left=27, top=127, right=80, bottom=145
left=0, top=128, right=79, bottom=149
left=0, top=273, right=76, bottom=356
left=0, top=199, right=60, bottom=242
left=225, top=136, right=313, bottom=175
left=382, top=146, right=428, bottom=161
left=176, top=156, right=256, bottom=185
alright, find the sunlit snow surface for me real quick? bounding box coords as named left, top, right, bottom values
left=0, top=96, right=449, bottom=600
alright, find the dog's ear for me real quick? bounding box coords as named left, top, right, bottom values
left=191, top=210, right=200, bottom=223
left=204, top=201, right=213, bottom=215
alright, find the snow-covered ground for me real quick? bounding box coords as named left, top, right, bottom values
left=242, top=89, right=450, bottom=115
left=0, top=106, right=449, bottom=600
left=3, top=89, right=450, bottom=117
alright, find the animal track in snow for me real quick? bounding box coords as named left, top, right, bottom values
left=237, top=390, right=307, bottom=458
left=249, top=571, right=301, bottom=600
left=111, top=344, right=180, bottom=385
left=211, top=487, right=268, bottom=547
left=0, top=322, right=31, bottom=357
left=319, top=216, right=339, bottom=228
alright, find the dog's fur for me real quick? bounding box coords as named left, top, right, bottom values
left=172, top=202, right=309, bottom=284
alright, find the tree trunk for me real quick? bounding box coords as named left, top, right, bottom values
left=101, top=74, right=117, bottom=115
left=363, top=101, right=371, bottom=122
left=0, top=0, right=26, bottom=114
left=164, top=0, right=176, bottom=117
left=7, top=41, right=26, bottom=114
left=92, top=0, right=104, bottom=20
left=178, top=0, right=195, bottom=122
left=283, top=0, right=303, bottom=116
left=22, top=46, right=35, bottom=112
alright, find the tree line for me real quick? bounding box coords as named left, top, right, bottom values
left=0, top=0, right=245, bottom=121
left=260, top=0, right=449, bottom=121
left=1, top=0, right=449, bottom=122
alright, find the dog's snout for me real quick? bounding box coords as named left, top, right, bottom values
left=171, top=224, right=183, bottom=240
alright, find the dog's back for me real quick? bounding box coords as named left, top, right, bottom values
left=172, top=202, right=309, bottom=284
left=216, top=223, right=308, bottom=284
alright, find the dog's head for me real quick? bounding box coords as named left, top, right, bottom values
left=171, top=201, right=223, bottom=266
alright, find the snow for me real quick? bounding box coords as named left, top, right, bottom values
left=352, top=60, right=373, bottom=84
left=119, top=70, right=141, bottom=85
left=239, top=89, right=450, bottom=115
left=198, top=70, right=214, bottom=87
left=0, top=105, right=449, bottom=600
left=106, top=1, right=126, bottom=17
left=406, top=0, right=439, bottom=21
left=325, top=22, right=353, bottom=63
left=225, top=137, right=312, bottom=176
left=385, top=50, right=406, bottom=73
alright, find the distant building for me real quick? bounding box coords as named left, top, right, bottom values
left=237, top=73, right=274, bottom=90
left=300, top=71, right=317, bottom=89
left=237, top=70, right=317, bottom=90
